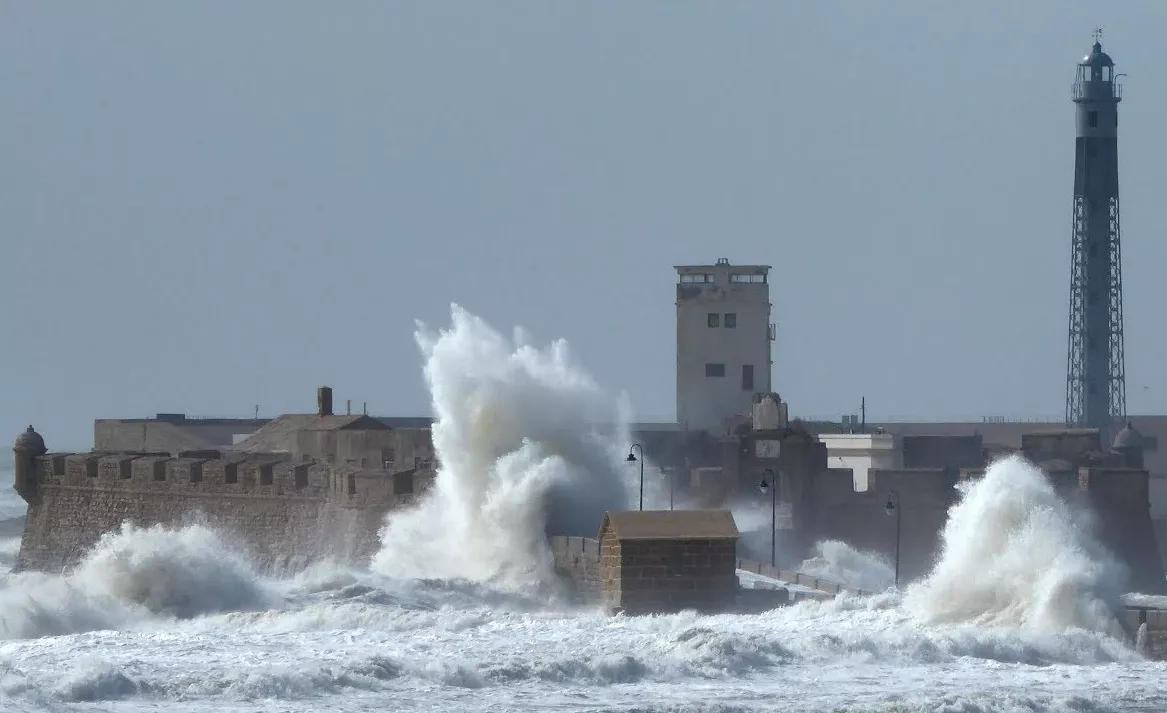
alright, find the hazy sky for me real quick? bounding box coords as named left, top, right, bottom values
left=3, top=1, right=1167, bottom=448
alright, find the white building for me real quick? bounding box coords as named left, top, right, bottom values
left=675, top=258, right=775, bottom=433
left=816, top=432, right=902, bottom=491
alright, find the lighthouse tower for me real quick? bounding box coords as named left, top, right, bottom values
left=1065, top=31, right=1127, bottom=431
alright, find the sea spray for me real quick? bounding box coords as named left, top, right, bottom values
left=371, top=305, right=633, bottom=588
left=0, top=522, right=273, bottom=639
left=905, top=455, right=1126, bottom=635
left=0, top=537, right=18, bottom=574
left=798, top=540, right=895, bottom=592
left=73, top=522, right=273, bottom=618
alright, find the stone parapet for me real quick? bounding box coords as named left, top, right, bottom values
left=551, top=536, right=601, bottom=601
left=734, top=557, right=873, bottom=597
left=26, top=451, right=416, bottom=505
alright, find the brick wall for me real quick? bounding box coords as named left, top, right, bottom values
left=603, top=537, right=738, bottom=614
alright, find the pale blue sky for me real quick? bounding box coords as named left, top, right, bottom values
left=3, top=1, right=1167, bottom=449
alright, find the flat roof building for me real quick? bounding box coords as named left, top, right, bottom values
left=675, top=258, right=775, bottom=433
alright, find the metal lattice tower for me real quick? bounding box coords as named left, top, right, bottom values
left=1065, top=30, right=1127, bottom=430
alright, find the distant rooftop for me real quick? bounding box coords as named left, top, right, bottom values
left=101, top=413, right=680, bottom=432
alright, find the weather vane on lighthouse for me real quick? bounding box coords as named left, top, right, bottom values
left=1093, top=27, right=1103, bottom=43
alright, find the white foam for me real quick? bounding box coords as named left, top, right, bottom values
left=0, top=537, right=18, bottom=575
left=905, top=455, right=1126, bottom=635
left=798, top=540, right=895, bottom=592
left=0, top=522, right=273, bottom=639
left=371, top=305, right=633, bottom=590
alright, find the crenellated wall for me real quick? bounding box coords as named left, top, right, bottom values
left=14, top=450, right=427, bottom=574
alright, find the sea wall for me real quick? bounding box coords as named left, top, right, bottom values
left=551, top=536, right=601, bottom=601
left=1120, top=607, right=1167, bottom=659
left=15, top=451, right=426, bottom=574
left=733, top=556, right=873, bottom=598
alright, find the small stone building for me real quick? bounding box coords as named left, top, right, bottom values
left=598, top=509, right=739, bottom=614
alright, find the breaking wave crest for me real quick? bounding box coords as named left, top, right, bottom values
left=905, top=455, right=1126, bottom=635
left=0, top=522, right=273, bottom=639
left=371, top=305, right=632, bottom=589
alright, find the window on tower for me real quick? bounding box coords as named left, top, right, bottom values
left=707, top=313, right=720, bottom=328
left=741, top=364, right=754, bottom=390
left=1088, top=111, right=1098, bottom=128
left=705, top=363, right=726, bottom=378
left=724, top=313, right=737, bottom=328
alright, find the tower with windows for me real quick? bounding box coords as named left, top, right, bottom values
left=675, top=258, right=775, bottom=433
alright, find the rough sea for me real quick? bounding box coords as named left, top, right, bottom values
left=1, top=305, right=1165, bottom=712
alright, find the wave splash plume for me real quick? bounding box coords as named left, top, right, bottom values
left=0, top=522, right=273, bottom=639
left=905, top=454, right=1126, bottom=636
left=372, top=305, right=632, bottom=590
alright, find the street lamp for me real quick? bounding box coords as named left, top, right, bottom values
left=757, top=468, right=777, bottom=567
left=626, top=444, right=644, bottom=511
left=884, top=490, right=901, bottom=589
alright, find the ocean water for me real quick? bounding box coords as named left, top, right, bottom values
left=1, top=305, right=1164, bottom=712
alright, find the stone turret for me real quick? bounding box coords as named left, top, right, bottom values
left=13, top=425, right=46, bottom=504
left=1112, top=420, right=1145, bottom=469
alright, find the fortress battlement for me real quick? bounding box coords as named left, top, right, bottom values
left=24, top=451, right=425, bottom=508
left=11, top=424, right=432, bottom=574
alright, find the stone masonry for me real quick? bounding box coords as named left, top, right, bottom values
left=12, top=426, right=429, bottom=574
left=597, top=510, right=739, bottom=614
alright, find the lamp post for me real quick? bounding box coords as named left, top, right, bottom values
left=626, top=444, right=644, bottom=511
left=757, top=468, right=777, bottom=567
left=884, top=489, right=901, bottom=589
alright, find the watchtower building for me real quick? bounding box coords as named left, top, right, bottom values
left=675, top=258, right=775, bottom=433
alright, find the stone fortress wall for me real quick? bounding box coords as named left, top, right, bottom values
left=12, top=420, right=435, bottom=575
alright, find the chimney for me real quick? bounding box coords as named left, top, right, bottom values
left=317, top=386, right=333, bottom=417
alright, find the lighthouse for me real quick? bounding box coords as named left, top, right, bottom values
left=1065, top=31, right=1127, bottom=431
